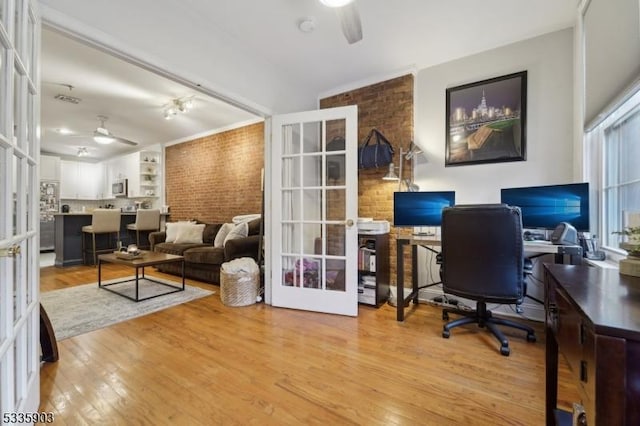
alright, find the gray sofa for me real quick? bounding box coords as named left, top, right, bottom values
left=149, top=218, right=261, bottom=284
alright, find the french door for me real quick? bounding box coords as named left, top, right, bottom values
left=270, top=106, right=358, bottom=316
left=0, top=0, right=41, bottom=415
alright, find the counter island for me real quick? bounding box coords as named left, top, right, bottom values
left=54, top=212, right=169, bottom=267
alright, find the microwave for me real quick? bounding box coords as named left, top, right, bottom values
left=112, top=179, right=128, bottom=197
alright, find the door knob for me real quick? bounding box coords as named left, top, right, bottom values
left=0, top=245, right=21, bottom=258
left=345, top=219, right=354, bottom=227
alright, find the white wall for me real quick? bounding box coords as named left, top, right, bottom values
left=39, top=1, right=317, bottom=116
left=413, top=28, right=575, bottom=203
left=412, top=28, right=575, bottom=322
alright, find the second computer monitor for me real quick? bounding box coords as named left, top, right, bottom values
left=393, top=191, right=456, bottom=227
left=500, top=182, right=590, bottom=231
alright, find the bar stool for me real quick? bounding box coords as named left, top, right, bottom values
left=126, top=209, right=160, bottom=249
left=82, top=209, right=121, bottom=266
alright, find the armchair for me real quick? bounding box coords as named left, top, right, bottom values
left=439, top=204, right=536, bottom=356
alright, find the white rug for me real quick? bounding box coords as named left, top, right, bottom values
left=40, top=276, right=214, bottom=341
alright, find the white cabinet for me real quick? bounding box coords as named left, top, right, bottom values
left=60, top=160, right=105, bottom=199
left=40, top=155, right=61, bottom=181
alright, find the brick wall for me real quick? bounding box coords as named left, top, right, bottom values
left=320, top=74, right=414, bottom=285
left=164, top=122, right=264, bottom=223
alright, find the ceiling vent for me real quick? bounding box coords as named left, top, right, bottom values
left=54, top=94, right=82, bottom=104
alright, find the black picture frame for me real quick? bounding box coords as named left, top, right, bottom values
left=445, top=71, right=527, bottom=167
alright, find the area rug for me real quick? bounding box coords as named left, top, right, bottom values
left=40, top=276, right=214, bottom=341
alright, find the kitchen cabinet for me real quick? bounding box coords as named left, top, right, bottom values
left=60, top=160, right=105, bottom=200
left=40, top=155, right=61, bottom=181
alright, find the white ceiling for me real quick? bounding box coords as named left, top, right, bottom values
left=39, top=0, right=576, bottom=160
left=41, top=28, right=260, bottom=160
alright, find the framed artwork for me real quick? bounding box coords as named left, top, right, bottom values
left=445, top=71, right=527, bottom=167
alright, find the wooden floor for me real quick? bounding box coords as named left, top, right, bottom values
left=39, top=264, right=579, bottom=425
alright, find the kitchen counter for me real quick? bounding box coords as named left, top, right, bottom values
left=54, top=212, right=169, bottom=267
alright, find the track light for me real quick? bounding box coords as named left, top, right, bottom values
left=77, top=147, right=89, bottom=157
left=163, top=97, right=194, bottom=119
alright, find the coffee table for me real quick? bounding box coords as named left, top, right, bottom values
left=97, top=251, right=185, bottom=302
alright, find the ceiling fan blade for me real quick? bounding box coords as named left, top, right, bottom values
left=336, top=2, right=362, bottom=44
left=114, top=136, right=138, bottom=146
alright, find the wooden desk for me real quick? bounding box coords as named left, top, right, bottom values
left=394, top=237, right=582, bottom=322
left=544, top=264, right=640, bottom=425
left=396, top=236, right=441, bottom=321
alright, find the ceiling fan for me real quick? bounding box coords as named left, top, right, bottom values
left=319, top=0, right=363, bottom=44
left=92, top=115, right=138, bottom=146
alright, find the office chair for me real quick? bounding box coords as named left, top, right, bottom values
left=438, top=204, right=536, bottom=356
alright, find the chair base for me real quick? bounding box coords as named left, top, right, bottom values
left=442, top=301, right=536, bottom=356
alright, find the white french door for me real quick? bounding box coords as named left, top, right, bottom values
left=0, top=0, right=41, bottom=415
left=270, top=106, right=358, bottom=316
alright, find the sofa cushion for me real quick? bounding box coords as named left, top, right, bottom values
left=247, top=217, right=261, bottom=236
left=154, top=242, right=208, bottom=256
left=174, top=223, right=206, bottom=244
left=214, top=223, right=234, bottom=248
left=183, top=246, right=225, bottom=265
left=224, top=221, right=248, bottom=246
left=165, top=221, right=196, bottom=243
left=203, top=223, right=222, bottom=244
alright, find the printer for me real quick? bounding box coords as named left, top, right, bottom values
left=357, top=218, right=390, bottom=235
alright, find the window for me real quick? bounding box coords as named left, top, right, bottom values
left=586, top=87, right=640, bottom=252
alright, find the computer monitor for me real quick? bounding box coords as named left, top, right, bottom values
left=500, top=182, right=590, bottom=232
left=393, top=191, right=456, bottom=227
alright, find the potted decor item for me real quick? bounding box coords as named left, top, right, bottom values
left=613, top=226, right=640, bottom=277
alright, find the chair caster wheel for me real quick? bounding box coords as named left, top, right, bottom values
left=442, top=312, right=449, bottom=320
left=527, top=333, right=537, bottom=343
left=442, top=329, right=450, bottom=338
left=500, top=346, right=510, bottom=356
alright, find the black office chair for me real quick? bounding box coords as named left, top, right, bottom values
left=438, top=204, right=536, bottom=356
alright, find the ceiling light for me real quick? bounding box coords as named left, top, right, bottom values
left=77, top=147, right=89, bottom=157
left=93, top=135, right=115, bottom=144
left=163, top=97, right=195, bottom=120
left=56, top=128, right=73, bottom=135
left=319, top=0, right=354, bottom=7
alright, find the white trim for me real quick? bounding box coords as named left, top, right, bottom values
left=163, top=117, right=265, bottom=147
left=40, top=4, right=272, bottom=119
left=317, top=66, right=418, bottom=101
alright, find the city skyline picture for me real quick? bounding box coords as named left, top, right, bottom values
left=445, top=71, right=527, bottom=166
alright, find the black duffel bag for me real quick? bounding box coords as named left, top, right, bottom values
left=358, top=129, right=394, bottom=169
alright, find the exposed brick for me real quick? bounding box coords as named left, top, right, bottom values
left=321, top=74, right=414, bottom=284
left=165, top=122, right=264, bottom=223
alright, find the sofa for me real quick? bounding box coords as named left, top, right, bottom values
left=149, top=218, right=261, bottom=284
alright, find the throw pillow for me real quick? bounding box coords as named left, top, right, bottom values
left=165, top=221, right=195, bottom=243
left=224, top=221, right=249, bottom=246
left=174, top=223, right=206, bottom=244
left=214, top=223, right=235, bottom=248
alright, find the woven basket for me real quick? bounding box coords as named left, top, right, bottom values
left=220, top=267, right=259, bottom=307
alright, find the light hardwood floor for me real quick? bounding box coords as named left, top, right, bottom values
left=39, top=264, right=578, bottom=425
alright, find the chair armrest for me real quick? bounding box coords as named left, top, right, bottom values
left=224, top=235, right=261, bottom=262
left=149, top=231, right=166, bottom=251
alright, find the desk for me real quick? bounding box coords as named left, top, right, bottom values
left=395, top=237, right=583, bottom=322
left=544, top=264, right=640, bottom=425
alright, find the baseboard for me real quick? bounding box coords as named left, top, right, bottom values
left=389, top=285, right=545, bottom=322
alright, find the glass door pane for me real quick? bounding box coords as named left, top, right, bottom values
left=271, top=106, right=358, bottom=316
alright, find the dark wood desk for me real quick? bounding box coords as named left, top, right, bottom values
left=544, top=264, right=640, bottom=426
